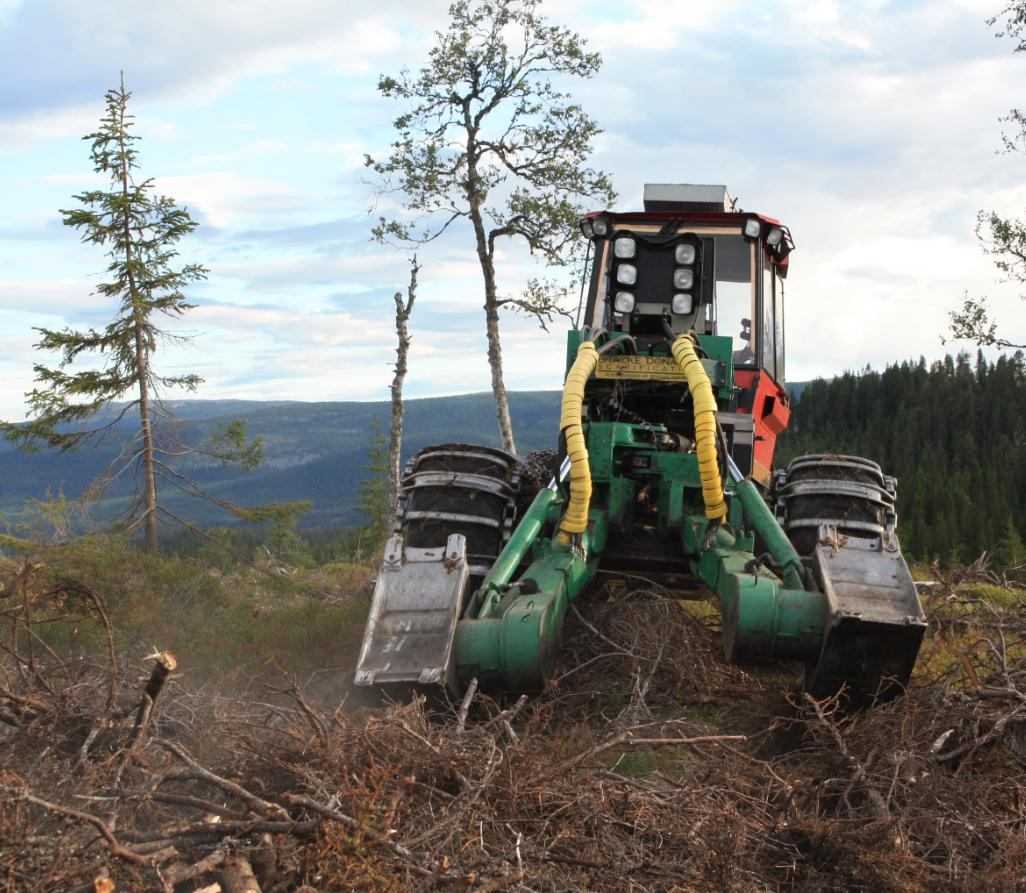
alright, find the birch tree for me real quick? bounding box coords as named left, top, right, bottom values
left=367, top=0, right=615, bottom=453
left=389, top=256, right=419, bottom=520
left=950, top=2, right=1026, bottom=348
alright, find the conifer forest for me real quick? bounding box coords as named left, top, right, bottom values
left=781, top=351, right=1026, bottom=567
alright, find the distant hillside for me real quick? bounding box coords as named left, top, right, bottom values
left=786, top=380, right=809, bottom=401
left=0, top=379, right=815, bottom=534
left=0, top=392, right=562, bottom=530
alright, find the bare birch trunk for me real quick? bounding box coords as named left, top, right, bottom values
left=389, top=257, right=419, bottom=524
left=483, top=298, right=515, bottom=454
left=463, top=118, right=516, bottom=455
left=468, top=203, right=516, bottom=454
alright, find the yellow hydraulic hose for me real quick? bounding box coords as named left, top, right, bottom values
left=671, top=334, right=728, bottom=521
left=558, top=339, right=599, bottom=536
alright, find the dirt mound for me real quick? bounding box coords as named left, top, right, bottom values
left=2, top=565, right=1025, bottom=892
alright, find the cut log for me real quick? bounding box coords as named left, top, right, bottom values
left=130, top=651, right=177, bottom=747
left=221, top=856, right=261, bottom=893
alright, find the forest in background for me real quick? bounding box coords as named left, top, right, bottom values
left=779, top=350, right=1026, bottom=567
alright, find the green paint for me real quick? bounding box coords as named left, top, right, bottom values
left=453, top=407, right=831, bottom=691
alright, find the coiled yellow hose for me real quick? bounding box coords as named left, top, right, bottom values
left=558, top=339, right=599, bottom=535
left=671, top=334, right=728, bottom=521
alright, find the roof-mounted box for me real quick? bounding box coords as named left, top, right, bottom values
left=643, top=183, right=734, bottom=214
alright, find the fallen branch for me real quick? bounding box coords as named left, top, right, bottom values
left=934, top=702, right=1026, bottom=763
left=457, top=676, right=478, bottom=733
left=221, top=855, right=261, bottom=893
left=1, top=784, right=147, bottom=865
left=155, top=739, right=290, bottom=819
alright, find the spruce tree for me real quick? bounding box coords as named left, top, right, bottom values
left=0, top=75, right=261, bottom=552
left=358, top=418, right=393, bottom=553
left=996, top=516, right=1025, bottom=569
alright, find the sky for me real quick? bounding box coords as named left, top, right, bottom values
left=1, top=0, right=1024, bottom=421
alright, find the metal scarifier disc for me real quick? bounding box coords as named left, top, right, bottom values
left=399, top=443, right=522, bottom=582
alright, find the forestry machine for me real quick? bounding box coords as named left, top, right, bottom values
left=355, top=184, right=926, bottom=707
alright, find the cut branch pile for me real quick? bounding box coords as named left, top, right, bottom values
left=2, top=562, right=1025, bottom=892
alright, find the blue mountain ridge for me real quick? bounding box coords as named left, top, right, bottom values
left=0, top=384, right=809, bottom=530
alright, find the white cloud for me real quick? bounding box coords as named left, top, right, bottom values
left=0, top=3, right=445, bottom=131
left=0, top=278, right=106, bottom=319
left=156, top=172, right=303, bottom=229
left=0, top=105, right=100, bottom=152
left=2, top=0, right=1025, bottom=423
left=581, top=0, right=745, bottom=51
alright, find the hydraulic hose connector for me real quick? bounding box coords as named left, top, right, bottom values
left=670, top=334, right=728, bottom=522
left=559, top=339, right=599, bottom=536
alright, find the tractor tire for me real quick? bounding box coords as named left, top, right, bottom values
left=398, top=443, right=522, bottom=582
left=774, top=454, right=924, bottom=708
left=772, top=453, right=897, bottom=558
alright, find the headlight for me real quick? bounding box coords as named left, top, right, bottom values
left=614, top=291, right=635, bottom=313
left=592, top=218, right=609, bottom=237
left=744, top=219, right=761, bottom=239
left=673, top=268, right=694, bottom=290
left=616, top=264, right=637, bottom=285
left=674, top=243, right=696, bottom=265
left=614, top=236, right=636, bottom=259
left=580, top=220, right=594, bottom=239
left=766, top=227, right=783, bottom=248
left=671, top=293, right=694, bottom=315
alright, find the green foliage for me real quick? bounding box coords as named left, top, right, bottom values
left=207, top=419, right=265, bottom=470
left=4, top=535, right=371, bottom=676
left=358, top=419, right=392, bottom=555
left=948, top=2, right=1026, bottom=348
left=15, top=488, right=77, bottom=544
left=232, top=500, right=312, bottom=527
left=227, top=500, right=315, bottom=566
left=996, top=515, right=1025, bottom=569
left=779, top=351, right=1026, bottom=566
left=368, top=0, right=616, bottom=319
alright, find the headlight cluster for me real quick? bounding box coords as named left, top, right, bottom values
left=612, top=234, right=638, bottom=312
left=605, top=232, right=699, bottom=319
left=743, top=216, right=789, bottom=257
left=671, top=239, right=696, bottom=316
left=579, top=216, right=610, bottom=240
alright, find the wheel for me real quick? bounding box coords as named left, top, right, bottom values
left=399, top=443, right=522, bottom=582
left=774, top=454, right=923, bottom=708
left=773, top=453, right=897, bottom=558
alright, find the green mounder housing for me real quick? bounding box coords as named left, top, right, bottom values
left=356, top=185, right=927, bottom=708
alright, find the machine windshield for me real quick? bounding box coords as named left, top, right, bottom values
left=713, top=235, right=754, bottom=365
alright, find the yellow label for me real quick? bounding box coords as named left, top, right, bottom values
left=595, top=355, right=686, bottom=381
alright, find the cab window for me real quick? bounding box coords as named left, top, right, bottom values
left=761, top=259, right=775, bottom=379
left=774, top=271, right=785, bottom=383
left=714, top=236, right=755, bottom=366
